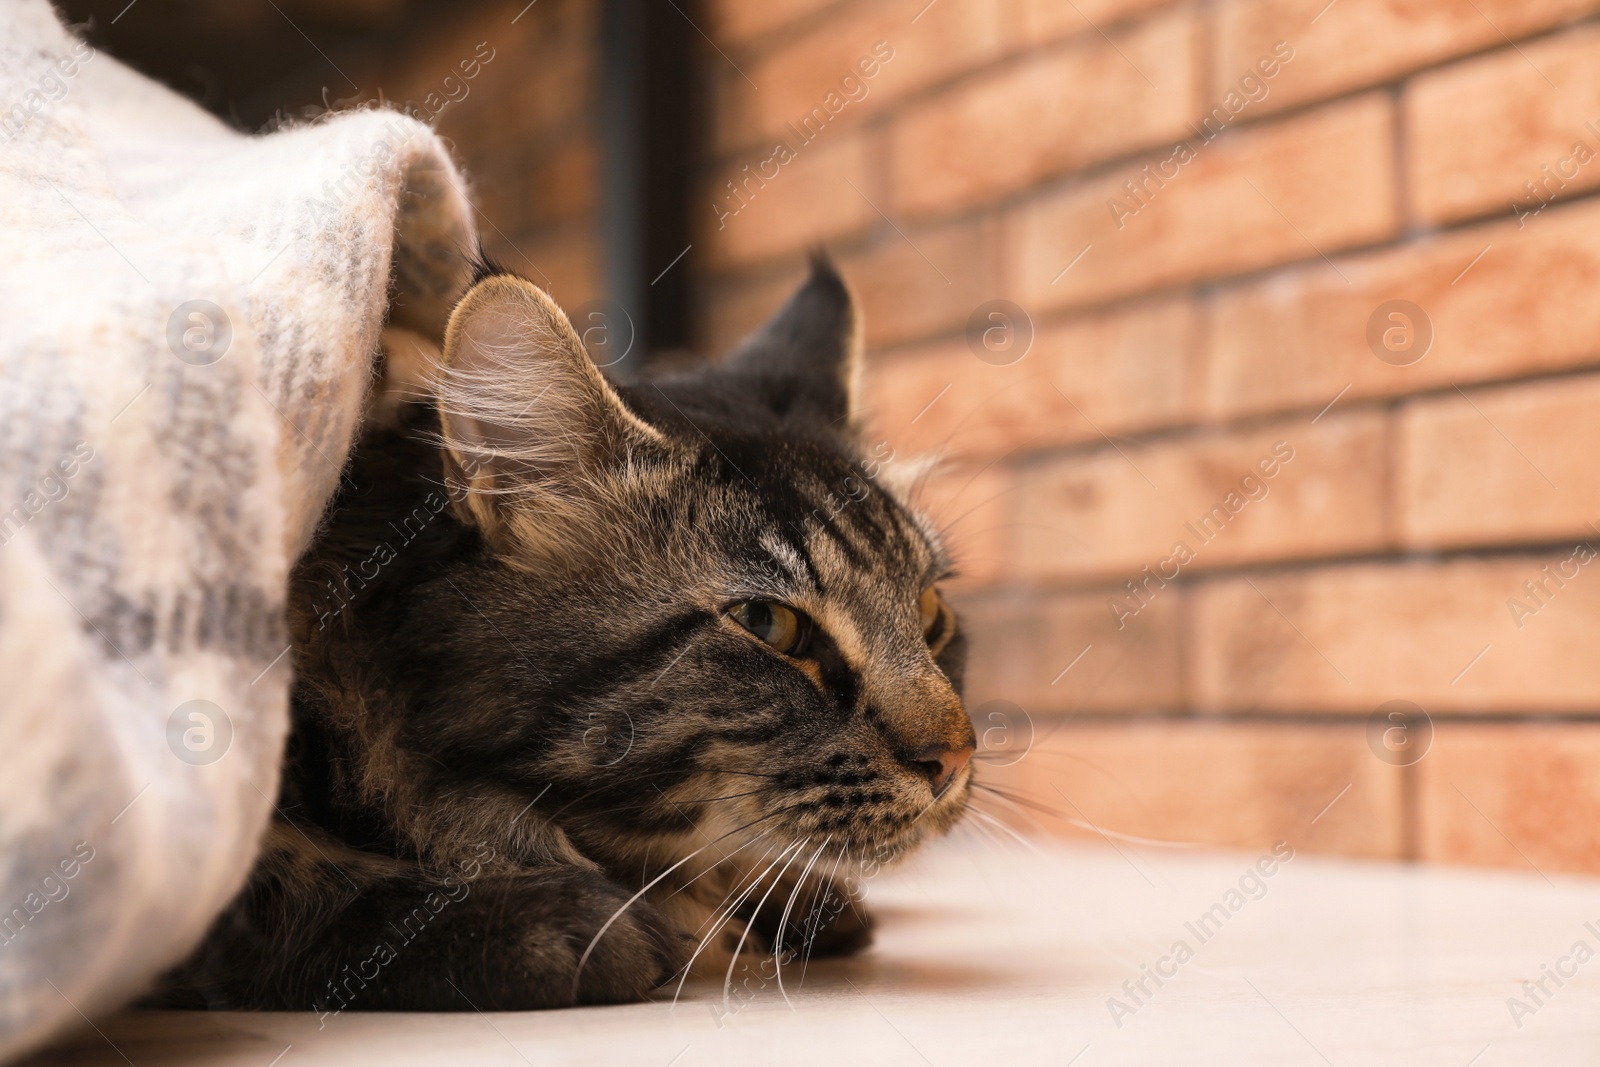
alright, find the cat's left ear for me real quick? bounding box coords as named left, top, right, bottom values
left=724, top=253, right=862, bottom=428
left=436, top=274, right=664, bottom=549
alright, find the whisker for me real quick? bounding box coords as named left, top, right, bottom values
left=967, top=806, right=1040, bottom=855
left=973, top=746, right=1183, bottom=829
left=963, top=815, right=1004, bottom=851
left=798, top=844, right=852, bottom=987
left=967, top=788, right=1059, bottom=840
left=1056, top=817, right=1203, bottom=849
left=542, top=765, right=787, bottom=824
left=970, top=782, right=1062, bottom=817
left=722, top=837, right=810, bottom=1009
left=974, top=785, right=1206, bottom=851
left=674, top=839, right=805, bottom=1006
left=662, top=786, right=778, bottom=807
left=570, top=804, right=798, bottom=1001
left=680, top=836, right=784, bottom=940
left=661, top=798, right=818, bottom=903
left=774, top=835, right=830, bottom=1008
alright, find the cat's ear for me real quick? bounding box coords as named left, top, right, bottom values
left=436, top=274, right=663, bottom=546
left=725, top=253, right=862, bottom=428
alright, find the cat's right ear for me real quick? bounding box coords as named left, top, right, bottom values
left=724, top=253, right=861, bottom=428
left=436, top=274, right=664, bottom=553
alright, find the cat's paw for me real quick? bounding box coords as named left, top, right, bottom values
left=537, top=868, right=687, bottom=1005
left=444, top=868, right=685, bottom=1008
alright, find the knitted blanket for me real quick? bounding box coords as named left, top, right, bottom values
left=0, top=3, right=476, bottom=1059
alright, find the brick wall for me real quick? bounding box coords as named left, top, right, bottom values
left=340, top=0, right=604, bottom=311
left=693, top=0, right=1600, bottom=875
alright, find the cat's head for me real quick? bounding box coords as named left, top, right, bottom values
left=423, top=256, right=973, bottom=875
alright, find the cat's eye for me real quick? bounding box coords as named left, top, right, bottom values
left=729, top=601, right=811, bottom=656
left=920, top=587, right=952, bottom=651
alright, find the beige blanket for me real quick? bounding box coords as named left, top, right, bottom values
left=0, top=3, right=476, bottom=1058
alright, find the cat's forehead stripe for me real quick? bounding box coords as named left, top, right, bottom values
left=801, top=503, right=869, bottom=571
left=758, top=535, right=808, bottom=582
left=794, top=468, right=921, bottom=562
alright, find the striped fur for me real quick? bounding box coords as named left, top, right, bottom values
left=152, top=258, right=974, bottom=1012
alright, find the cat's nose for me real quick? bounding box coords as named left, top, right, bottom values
left=911, top=742, right=973, bottom=796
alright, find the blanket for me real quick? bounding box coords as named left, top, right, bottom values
left=0, top=3, right=477, bottom=1059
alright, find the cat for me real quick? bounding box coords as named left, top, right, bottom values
left=152, top=255, right=975, bottom=1013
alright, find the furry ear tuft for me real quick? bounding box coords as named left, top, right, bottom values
left=436, top=274, right=663, bottom=549
left=724, top=252, right=862, bottom=428
left=872, top=450, right=944, bottom=504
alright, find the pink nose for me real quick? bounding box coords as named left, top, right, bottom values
left=913, top=743, right=974, bottom=796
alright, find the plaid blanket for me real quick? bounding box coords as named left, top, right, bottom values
left=0, top=3, right=475, bottom=1058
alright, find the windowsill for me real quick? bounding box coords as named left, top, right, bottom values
left=27, top=834, right=1598, bottom=1065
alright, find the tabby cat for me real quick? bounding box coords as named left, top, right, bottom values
left=155, top=256, right=975, bottom=1012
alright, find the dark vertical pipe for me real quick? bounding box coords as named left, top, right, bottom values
left=601, top=0, right=695, bottom=375
left=600, top=0, right=644, bottom=378
left=638, top=0, right=693, bottom=354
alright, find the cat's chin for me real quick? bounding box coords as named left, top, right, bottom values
left=870, top=800, right=970, bottom=866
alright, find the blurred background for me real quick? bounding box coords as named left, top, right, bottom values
left=62, top=0, right=1600, bottom=875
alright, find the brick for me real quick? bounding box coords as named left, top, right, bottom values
left=500, top=226, right=602, bottom=310
left=1409, top=24, right=1600, bottom=226
left=700, top=221, right=994, bottom=353
left=861, top=297, right=1196, bottom=461
left=889, top=8, right=1198, bottom=218
left=694, top=263, right=811, bottom=358
left=906, top=460, right=1018, bottom=590
left=1191, top=559, right=1600, bottom=714
left=1418, top=723, right=1600, bottom=875
left=1400, top=374, right=1600, bottom=549
left=1007, top=93, right=1397, bottom=315
left=1012, top=411, right=1387, bottom=584
left=981, top=720, right=1405, bottom=860
left=717, top=0, right=1009, bottom=152
left=706, top=0, right=839, bottom=47
left=377, top=11, right=596, bottom=233
left=368, top=0, right=589, bottom=115
left=1011, top=0, right=1180, bottom=46
left=492, top=32, right=595, bottom=142
left=432, top=1, right=595, bottom=145
left=702, top=130, right=877, bottom=269
left=505, top=133, right=597, bottom=231
left=958, top=589, right=1183, bottom=713
left=1214, top=0, right=1600, bottom=118
left=841, top=215, right=999, bottom=348
left=1204, top=197, right=1600, bottom=421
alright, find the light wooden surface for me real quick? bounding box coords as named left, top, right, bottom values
left=25, top=831, right=1600, bottom=1065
